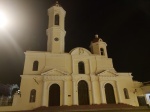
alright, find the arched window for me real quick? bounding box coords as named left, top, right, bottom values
left=124, top=88, right=129, bottom=99
left=100, top=48, right=105, bottom=56
left=29, top=89, right=36, bottom=102
left=78, top=61, right=85, bottom=74
left=55, top=14, right=59, bottom=25
left=33, top=61, right=38, bottom=71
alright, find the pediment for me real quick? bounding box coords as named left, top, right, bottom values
left=41, top=68, right=68, bottom=76
left=69, top=47, right=91, bottom=55
left=97, top=70, right=118, bottom=77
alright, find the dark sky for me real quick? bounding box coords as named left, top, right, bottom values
left=0, top=0, right=150, bottom=85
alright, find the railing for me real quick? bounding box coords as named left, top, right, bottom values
left=0, top=96, right=13, bottom=106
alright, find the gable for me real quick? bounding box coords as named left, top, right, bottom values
left=41, top=68, right=68, bottom=76
left=70, top=47, right=91, bottom=55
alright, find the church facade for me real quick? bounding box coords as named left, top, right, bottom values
left=0, top=2, right=150, bottom=111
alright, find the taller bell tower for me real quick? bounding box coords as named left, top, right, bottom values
left=46, top=2, right=66, bottom=53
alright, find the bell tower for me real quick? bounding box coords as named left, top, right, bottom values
left=90, top=34, right=108, bottom=57
left=46, top=1, right=66, bottom=53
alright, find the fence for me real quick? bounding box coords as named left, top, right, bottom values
left=0, top=96, right=13, bottom=106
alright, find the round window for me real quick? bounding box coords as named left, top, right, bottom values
left=54, top=37, right=59, bottom=41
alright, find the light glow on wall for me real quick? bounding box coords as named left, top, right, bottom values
left=145, top=93, right=150, bottom=106
left=0, top=10, right=8, bottom=28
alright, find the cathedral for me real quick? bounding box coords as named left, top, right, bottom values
left=0, top=2, right=150, bottom=111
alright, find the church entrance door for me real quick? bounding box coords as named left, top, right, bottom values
left=105, top=83, right=116, bottom=104
left=137, top=96, right=147, bottom=106
left=49, top=84, right=60, bottom=106
left=78, top=80, right=89, bottom=105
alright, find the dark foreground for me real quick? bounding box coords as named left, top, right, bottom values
left=15, top=104, right=150, bottom=112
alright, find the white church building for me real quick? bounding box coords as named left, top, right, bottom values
left=0, top=2, right=150, bottom=111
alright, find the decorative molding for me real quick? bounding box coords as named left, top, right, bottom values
left=97, top=70, right=118, bottom=77
left=41, top=68, right=69, bottom=76
left=90, top=76, right=98, bottom=81
left=43, top=76, right=71, bottom=81
left=69, top=47, right=91, bottom=55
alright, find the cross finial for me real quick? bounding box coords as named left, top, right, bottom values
left=95, top=34, right=99, bottom=38
left=56, top=1, right=59, bottom=6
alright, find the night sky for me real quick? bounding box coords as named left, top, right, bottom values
left=0, top=0, right=150, bottom=85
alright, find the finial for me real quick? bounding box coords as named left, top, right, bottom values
left=56, top=1, right=59, bottom=6
left=95, top=34, right=99, bottom=38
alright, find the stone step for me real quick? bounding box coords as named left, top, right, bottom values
left=22, top=104, right=149, bottom=112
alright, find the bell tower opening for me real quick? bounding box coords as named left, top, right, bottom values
left=55, top=14, right=59, bottom=25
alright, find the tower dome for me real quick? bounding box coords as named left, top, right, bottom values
left=92, top=34, right=103, bottom=43
left=90, top=34, right=108, bottom=57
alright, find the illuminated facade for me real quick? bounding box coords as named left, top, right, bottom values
left=0, top=2, right=150, bottom=111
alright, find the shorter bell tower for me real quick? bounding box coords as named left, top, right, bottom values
left=46, top=1, right=66, bottom=53
left=90, top=34, right=108, bottom=57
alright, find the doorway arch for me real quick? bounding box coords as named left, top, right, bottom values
left=78, top=80, right=89, bottom=105
left=49, top=84, right=60, bottom=106
left=105, top=83, right=116, bottom=104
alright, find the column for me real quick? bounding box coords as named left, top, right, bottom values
left=99, top=77, right=105, bottom=104
left=115, top=81, right=121, bottom=103
left=72, top=80, right=77, bottom=105
left=91, top=77, right=96, bottom=104
left=63, top=80, right=66, bottom=105
left=42, top=79, right=47, bottom=106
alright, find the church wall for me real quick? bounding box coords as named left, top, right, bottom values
left=47, top=28, right=66, bottom=53
left=90, top=76, right=101, bottom=104
left=21, top=51, right=140, bottom=108
left=45, top=53, right=71, bottom=74
left=96, top=56, right=114, bottom=73
left=133, top=81, right=143, bottom=95
left=98, top=74, right=139, bottom=106
left=99, top=78, right=119, bottom=104
left=71, top=55, right=114, bottom=75
left=92, top=44, right=100, bottom=54
left=72, top=55, right=91, bottom=75
left=23, top=52, right=72, bottom=75
left=64, top=80, right=72, bottom=106
left=88, top=57, right=97, bottom=74
left=19, top=75, right=43, bottom=109
left=115, top=75, right=139, bottom=106
left=23, top=52, right=46, bottom=75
